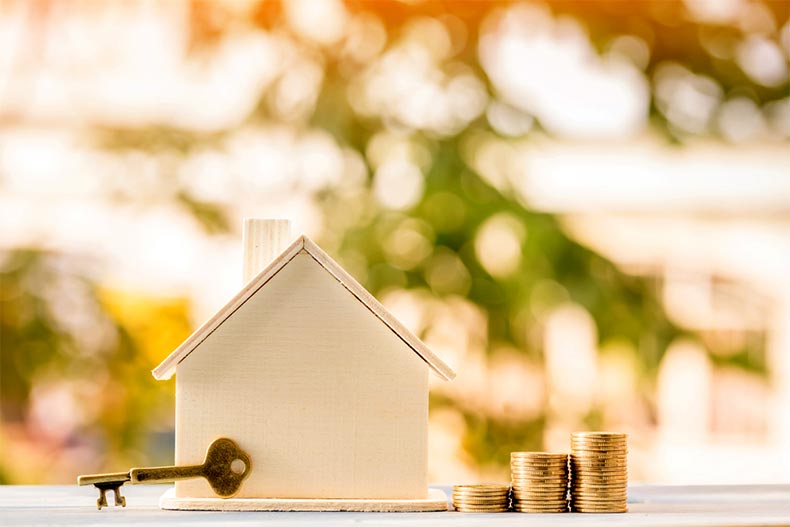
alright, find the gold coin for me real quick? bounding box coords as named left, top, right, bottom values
left=571, top=481, right=628, bottom=488
left=572, top=487, right=627, bottom=493
left=452, top=494, right=509, bottom=499
left=453, top=492, right=509, bottom=500
left=513, top=504, right=567, bottom=508
left=511, top=475, right=567, bottom=480
left=571, top=469, right=627, bottom=476
left=572, top=467, right=627, bottom=473
left=511, top=451, right=567, bottom=457
left=571, top=445, right=627, bottom=451
left=572, top=452, right=627, bottom=459
left=513, top=493, right=567, bottom=498
left=571, top=460, right=628, bottom=467
left=512, top=476, right=567, bottom=482
left=454, top=504, right=510, bottom=510
left=453, top=504, right=509, bottom=512
left=512, top=496, right=567, bottom=501
left=453, top=494, right=509, bottom=499
left=513, top=508, right=567, bottom=513
left=572, top=502, right=627, bottom=507
left=512, top=475, right=567, bottom=481
left=453, top=498, right=509, bottom=504
left=572, top=494, right=627, bottom=500
left=572, top=486, right=627, bottom=492
left=453, top=499, right=510, bottom=505
left=453, top=489, right=510, bottom=493
left=572, top=478, right=626, bottom=485
left=572, top=502, right=628, bottom=509
left=571, top=460, right=628, bottom=468
left=571, top=432, right=627, bottom=439
left=571, top=452, right=627, bottom=459
left=571, top=471, right=627, bottom=478
left=571, top=495, right=628, bottom=502
left=511, top=482, right=567, bottom=488
left=511, top=456, right=568, bottom=462
left=571, top=440, right=627, bottom=447
left=453, top=493, right=510, bottom=499
left=571, top=438, right=627, bottom=444
left=512, top=458, right=568, bottom=463
left=571, top=450, right=628, bottom=457
left=511, top=467, right=567, bottom=473
left=573, top=507, right=628, bottom=513
left=572, top=500, right=627, bottom=506
left=571, top=472, right=627, bottom=479
left=511, top=457, right=568, bottom=462
left=511, top=480, right=567, bottom=485
left=511, top=483, right=567, bottom=488
left=511, top=473, right=567, bottom=479
left=572, top=493, right=627, bottom=500
left=454, top=483, right=510, bottom=491
left=513, top=508, right=567, bottom=512
left=512, top=468, right=568, bottom=473
left=513, top=496, right=566, bottom=501
left=513, top=505, right=567, bottom=510
left=512, top=491, right=566, bottom=495
left=571, top=479, right=628, bottom=486
left=513, top=503, right=567, bottom=508
left=572, top=450, right=628, bottom=457
left=512, top=486, right=567, bottom=491
left=511, top=467, right=568, bottom=474
left=571, top=444, right=627, bottom=450
left=453, top=492, right=510, bottom=498
left=572, top=444, right=627, bottom=450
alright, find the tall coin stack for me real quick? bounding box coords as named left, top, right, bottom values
left=510, top=452, right=569, bottom=513
left=570, top=432, right=628, bottom=513
left=452, top=484, right=510, bottom=513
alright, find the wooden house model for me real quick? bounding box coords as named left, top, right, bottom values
left=152, top=219, right=455, bottom=511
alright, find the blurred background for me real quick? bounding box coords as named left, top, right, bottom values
left=1, top=0, right=789, bottom=486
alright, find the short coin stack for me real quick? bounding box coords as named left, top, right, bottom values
left=570, top=432, right=628, bottom=513
left=452, top=484, right=510, bottom=513
left=510, top=452, right=569, bottom=513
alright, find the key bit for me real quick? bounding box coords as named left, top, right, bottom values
left=77, top=471, right=130, bottom=510
left=77, top=437, right=252, bottom=509
left=95, top=481, right=126, bottom=510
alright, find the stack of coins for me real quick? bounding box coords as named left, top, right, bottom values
left=510, top=452, right=569, bottom=513
left=452, top=484, right=510, bottom=513
left=570, top=432, right=628, bottom=513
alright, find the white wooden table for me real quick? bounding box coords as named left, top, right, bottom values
left=2, top=484, right=790, bottom=526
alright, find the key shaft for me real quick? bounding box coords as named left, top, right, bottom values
left=130, top=464, right=204, bottom=483
left=78, top=471, right=130, bottom=486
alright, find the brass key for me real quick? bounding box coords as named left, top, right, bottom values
left=78, top=437, right=252, bottom=509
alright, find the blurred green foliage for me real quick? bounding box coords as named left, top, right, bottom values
left=1, top=0, right=782, bottom=482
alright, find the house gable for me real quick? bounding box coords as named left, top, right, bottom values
left=152, top=235, right=455, bottom=381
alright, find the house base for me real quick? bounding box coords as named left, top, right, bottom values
left=159, top=487, right=449, bottom=512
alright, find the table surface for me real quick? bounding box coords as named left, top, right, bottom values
left=2, top=484, right=790, bottom=527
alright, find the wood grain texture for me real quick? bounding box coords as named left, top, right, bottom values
left=160, top=487, right=449, bottom=512
left=9, top=485, right=790, bottom=525
left=153, top=236, right=455, bottom=381
left=11, top=485, right=790, bottom=525
left=242, top=219, right=291, bottom=284
left=175, top=252, right=429, bottom=500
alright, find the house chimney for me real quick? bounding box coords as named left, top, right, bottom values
left=242, top=219, right=292, bottom=283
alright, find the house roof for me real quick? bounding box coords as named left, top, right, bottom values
left=152, top=235, right=456, bottom=381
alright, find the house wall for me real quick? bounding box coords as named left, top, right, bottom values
left=174, top=251, right=430, bottom=499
